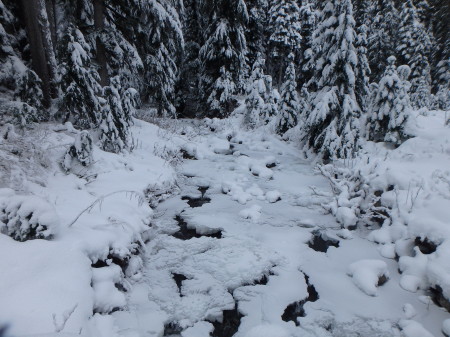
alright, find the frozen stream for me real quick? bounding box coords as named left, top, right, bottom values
left=114, top=123, right=448, bottom=337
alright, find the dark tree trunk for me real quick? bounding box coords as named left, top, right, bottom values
left=20, top=0, right=57, bottom=108
left=93, top=0, right=108, bottom=87
left=45, top=0, right=57, bottom=52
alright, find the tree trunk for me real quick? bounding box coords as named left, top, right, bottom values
left=45, top=0, right=57, bottom=52
left=93, top=0, right=109, bottom=87
left=20, top=0, right=57, bottom=108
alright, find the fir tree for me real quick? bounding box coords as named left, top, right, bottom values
left=99, top=77, right=130, bottom=153
left=298, top=0, right=317, bottom=89
left=207, top=66, right=237, bottom=118
left=368, top=56, right=411, bottom=144
left=245, top=0, right=268, bottom=67
left=355, top=22, right=371, bottom=114
left=200, top=0, right=248, bottom=117
left=277, top=55, right=299, bottom=135
left=14, top=69, right=45, bottom=121
left=367, top=0, right=398, bottom=81
left=397, top=0, right=432, bottom=109
left=245, top=54, right=267, bottom=128
left=305, top=0, right=360, bottom=160
left=267, top=0, right=302, bottom=87
left=59, top=26, right=103, bottom=129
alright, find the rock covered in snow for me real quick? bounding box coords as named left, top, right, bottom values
left=347, top=259, right=389, bottom=296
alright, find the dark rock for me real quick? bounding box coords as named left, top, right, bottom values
left=377, top=274, right=389, bottom=286
left=308, top=231, right=340, bottom=253
left=415, top=237, right=437, bottom=254
left=163, top=322, right=183, bottom=336
left=430, top=285, right=450, bottom=313
left=209, top=303, right=243, bottom=337
left=181, top=149, right=196, bottom=160
left=266, top=162, right=277, bottom=169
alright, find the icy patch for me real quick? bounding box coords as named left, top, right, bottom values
left=347, top=259, right=389, bottom=296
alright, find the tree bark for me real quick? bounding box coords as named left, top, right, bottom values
left=19, top=0, right=57, bottom=108
left=93, top=0, right=109, bottom=87
left=45, top=0, right=57, bottom=52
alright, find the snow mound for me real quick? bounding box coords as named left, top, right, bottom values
left=240, top=205, right=262, bottom=222
left=399, top=319, right=434, bottom=337
left=181, top=321, right=214, bottom=337
left=266, top=190, right=281, bottom=203
left=0, top=190, right=58, bottom=241
left=443, top=319, right=450, bottom=337
left=347, top=259, right=389, bottom=296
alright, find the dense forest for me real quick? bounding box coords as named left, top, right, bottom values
left=0, top=0, right=448, bottom=159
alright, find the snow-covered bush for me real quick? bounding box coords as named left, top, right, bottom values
left=0, top=189, right=58, bottom=241
left=62, top=130, right=93, bottom=172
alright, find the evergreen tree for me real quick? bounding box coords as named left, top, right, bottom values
left=305, top=0, right=360, bottom=160
left=367, top=0, right=398, bottom=81
left=59, top=26, right=102, bottom=129
left=99, top=76, right=130, bottom=153
left=14, top=69, right=45, bottom=120
left=245, top=54, right=267, bottom=128
left=277, top=55, right=299, bottom=135
left=267, top=0, right=302, bottom=87
left=200, top=0, right=248, bottom=117
left=177, top=0, right=204, bottom=117
left=397, top=0, right=432, bottom=109
left=207, top=66, right=237, bottom=118
left=355, top=22, right=371, bottom=114
left=245, top=0, right=268, bottom=67
left=430, top=0, right=449, bottom=109
left=368, top=56, right=411, bottom=144
left=298, top=0, right=317, bottom=89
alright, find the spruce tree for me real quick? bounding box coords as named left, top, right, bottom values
left=245, top=54, right=267, bottom=128
left=277, top=55, right=299, bottom=135
left=267, top=0, right=302, bottom=87
left=305, top=0, right=360, bottom=160
left=368, top=56, right=411, bottom=144
left=200, top=0, right=248, bottom=117
left=397, top=0, right=432, bottom=109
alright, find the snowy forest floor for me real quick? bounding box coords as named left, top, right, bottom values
left=1, top=112, right=449, bottom=337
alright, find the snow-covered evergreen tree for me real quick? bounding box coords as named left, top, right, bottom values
left=367, top=0, right=398, bottom=81
left=245, top=54, right=267, bottom=128
left=368, top=56, right=411, bottom=144
left=14, top=69, right=45, bottom=121
left=207, top=66, right=237, bottom=118
left=305, top=0, right=360, bottom=160
left=99, top=76, right=130, bottom=153
left=245, top=0, right=268, bottom=68
left=59, top=26, right=102, bottom=129
left=261, top=77, right=280, bottom=126
left=355, top=23, right=371, bottom=114
left=298, top=0, right=317, bottom=89
left=200, top=0, right=248, bottom=117
left=397, top=0, right=432, bottom=109
left=267, top=0, right=302, bottom=87
left=277, top=55, right=299, bottom=135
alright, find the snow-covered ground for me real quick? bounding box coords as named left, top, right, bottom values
left=1, top=110, right=449, bottom=337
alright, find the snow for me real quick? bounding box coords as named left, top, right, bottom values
left=443, top=319, right=450, bottom=336
left=1, top=110, right=449, bottom=337
left=347, top=259, right=389, bottom=296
